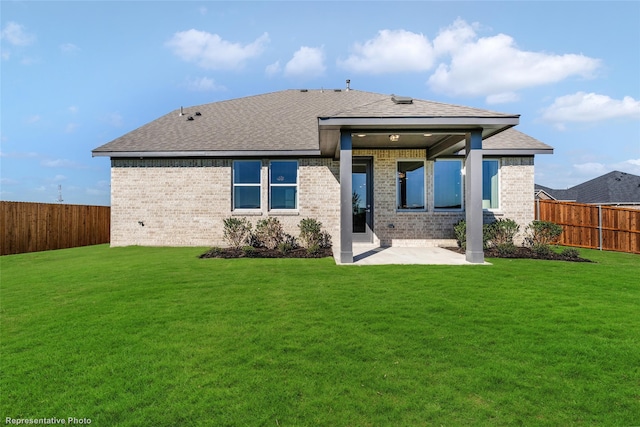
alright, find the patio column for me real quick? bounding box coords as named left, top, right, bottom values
left=465, top=130, right=485, bottom=263
left=340, top=131, right=353, bottom=263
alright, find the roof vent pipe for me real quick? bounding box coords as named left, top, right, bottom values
left=346, top=79, right=351, bottom=91
left=180, top=106, right=184, bottom=116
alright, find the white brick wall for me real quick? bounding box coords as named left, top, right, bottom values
left=110, top=154, right=535, bottom=248
left=110, top=158, right=340, bottom=248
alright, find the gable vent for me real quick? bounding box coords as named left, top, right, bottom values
left=392, top=95, right=413, bottom=104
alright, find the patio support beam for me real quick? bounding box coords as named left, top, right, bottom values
left=340, top=131, right=354, bottom=263
left=465, top=130, right=485, bottom=264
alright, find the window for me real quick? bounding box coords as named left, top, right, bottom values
left=483, top=159, right=499, bottom=209
left=397, top=161, right=425, bottom=210
left=434, top=159, right=463, bottom=210
left=233, top=160, right=261, bottom=210
left=270, top=160, right=298, bottom=210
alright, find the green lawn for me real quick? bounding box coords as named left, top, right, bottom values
left=1, top=245, right=639, bottom=426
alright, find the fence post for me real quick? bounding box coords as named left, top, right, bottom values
left=598, top=205, right=603, bottom=251
left=535, top=198, right=540, bottom=220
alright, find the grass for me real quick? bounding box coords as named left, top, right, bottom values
left=1, top=245, right=639, bottom=426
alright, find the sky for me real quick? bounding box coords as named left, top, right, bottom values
left=1, top=1, right=639, bottom=206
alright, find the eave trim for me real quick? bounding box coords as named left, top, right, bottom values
left=92, top=150, right=323, bottom=158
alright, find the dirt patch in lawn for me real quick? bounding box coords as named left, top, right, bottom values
left=199, top=247, right=334, bottom=259
left=445, top=246, right=593, bottom=262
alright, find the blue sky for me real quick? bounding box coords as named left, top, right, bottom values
left=2, top=1, right=639, bottom=206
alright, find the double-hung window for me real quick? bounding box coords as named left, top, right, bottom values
left=434, top=159, right=463, bottom=210
left=397, top=160, right=425, bottom=210
left=270, top=160, right=298, bottom=210
left=233, top=160, right=261, bottom=210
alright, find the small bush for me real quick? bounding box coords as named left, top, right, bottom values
left=306, top=244, right=322, bottom=256
left=255, top=217, right=284, bottom=250
left=525, top=220, right=563, bottom=247
left=495, top=243, right=517, bottom=256
left=241, top=245, right=257, bottom=257
left=531, top=243, right=553, bottom=257
left=318, top=231, right=332, bottom=249
left=277, top=234, right=298, bottom=255
left=454, top=220, right=492, bottom=250
left=299, top=218, right=322, bottom=247
left=487, top=218, right=520, bottom=248
left=223, top=217, right=252, bottom=249
left=561, top=248, right=580, bottom=259
left=454, top=220, right=466, bottom=249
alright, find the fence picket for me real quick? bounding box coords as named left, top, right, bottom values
left=536, top=200, right=640, bottom=254
left=0, top=202, right=110, bottom=255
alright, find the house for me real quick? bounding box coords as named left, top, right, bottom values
left=92, top=87, right=553, bottom=264
left=535, top=171, right=640, bottom=208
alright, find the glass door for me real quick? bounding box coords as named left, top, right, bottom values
left=352, top=158, right=373, bottom=242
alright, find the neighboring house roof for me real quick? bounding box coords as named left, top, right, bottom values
left=535, top=171, right=640, bottom=204
left=92, top=89, right=552, bottom=158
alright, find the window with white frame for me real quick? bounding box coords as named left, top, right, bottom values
left=270, top=160, right=298, bottom=210
left=232, top=160, right=261, bottom=210
left=434, top=159, right=463, bottom=210
left=483, top=159, right=500, bottom=209
left=397, top=160, right=425, bottom=210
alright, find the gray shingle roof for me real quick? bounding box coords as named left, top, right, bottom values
left=535, top=171, right=640, bottom=204
left=92, top=89, right=550, bottom=156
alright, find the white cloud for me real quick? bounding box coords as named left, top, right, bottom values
left=284, top=46, right=326, bottom=78
left=0, top=151, right=39, bottom=158
left=427, top=22, right=601, bottom=102
left=265, top=60, right=281, bottom=77
left=338, top=29, right=434, bottom=74
left=486, top=92, right=520, bottom=105
left=65, top=123, right=79, bottom=133
left=183, top=76, right=225, bottom=92
left=1, top=177, right=19, bottom=185
left=26, top=115, right=41, bottom=124
left=611, top=158, right=640, bottom=175
left=41, top=159, right=83, bottom=168
left=68, top=106, right=78, bottom=114
left=573, top=162, right=608, bottom=176
left=60, top=43, right=80, bottom=54
left=166, top=30, right=269, bottom=70
left=1, top=22, right=36, bottom=46
left=103, top=112, right=123, bottom=128
left=540, top=92, right=640, bottom=127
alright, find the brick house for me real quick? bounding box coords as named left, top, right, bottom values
left=92, top=88, right=553, bottom=264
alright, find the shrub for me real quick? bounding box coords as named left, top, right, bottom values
left=495, top=243, right=517, bottom=256
left=487, top=218, right=520, bottom=248
left=299, top=218, right=328, bottom=249
left=255, top=217, right=284, bottom=250
left=531, top=243, right=553, bottom=257
left=561, top=247, right=580, bottom=259
left=525, top=220, right=562, bottom=247
left=277, top=234, right=298, bottom=255
left=318, top=231, right=332, bottom=249
left=222, top=217, right=252, bottom=249
left=241, top=245, right=257, bottom=257
left=306, top=244, right=322, bottom=256
left=454, top=220, right=466, bottom=249
left=454, top=220, right=492, bottom=250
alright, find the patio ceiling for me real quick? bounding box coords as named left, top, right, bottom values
left=318, top=117, right=519, bottom=160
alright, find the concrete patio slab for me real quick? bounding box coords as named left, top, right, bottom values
left=338, top=244, right=490, bottom=265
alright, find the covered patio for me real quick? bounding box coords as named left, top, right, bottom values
left=342, top=244, right=489, bottom=266
left=318, top=95, right=520, bottom=264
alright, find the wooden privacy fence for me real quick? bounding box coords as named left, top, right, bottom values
left=535, top=199, right=640, bottom=254
left=1, top=202, right=110, bottom=256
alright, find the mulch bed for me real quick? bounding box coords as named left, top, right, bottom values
left=445, top=246, right=593, bottom=262
left=199, top=247, right=333, bottom=259
left=200, top=246, right=591, bottom=262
